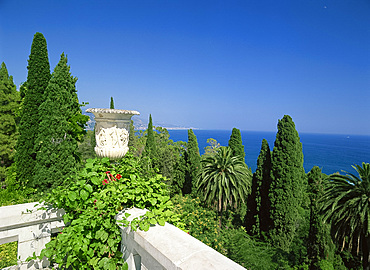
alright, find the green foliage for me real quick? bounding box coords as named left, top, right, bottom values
left=225, top=228, right=302, bottom=270
left=31, top=155, right=181, bottom=269
left=246, top=138, right=272, bottom=237
left=143, top=114, right=157, bottom=163
left=170, top=148, right=187, bottom=196
left=269, top=115, right=306, bottom=251
left=320, top=162, right=370, bottom=270
left=110, top=97, right=114, bottom=109
left=228, top=128, right=245, bottom=161
left=307, top=166, right=332, bottom=269
left=33, top=54, right=82, bottom=190
left=0, top=241, right=17, bottom=268
left=78, top=130, right=96, bottom=163
left=182, top=129, right=201, bottom=195
left=0, top=62, right=20, bottom=185
left=197, top=147, right=251, bottom=227
left=171, top=195, right=228, bottom=254
left=203, top=138, right=221, bottom=157
left=128, top=120, right=136, bottom=153
left=0, top=163, right=36, bottom=206
left=15, top=32, right=51, bottom=184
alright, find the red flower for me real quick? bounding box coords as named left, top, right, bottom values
left=102, top=179, right=109, bottom=185
left=106, top=171, right=110, bottom=174
left=116, top=174, right=122, bottom=180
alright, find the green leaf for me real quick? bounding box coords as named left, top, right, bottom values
left=91, top=176, right=101, bottom=185
left=80, top=189, right=89, bottom=201
left=149, top=218, right=157, bottom=225
left=143, top=222, right=150, bottom=231
left=149, top=198, right=157, bottom=205
left=85, top=184, right=93, bottom=193
left=158, top=218, right=165, bottom=226
left=85, top=162, right=94, bottom=168
left=68, top=191, right=77, bottom=201
left=122, top=262, right=129, bottom=270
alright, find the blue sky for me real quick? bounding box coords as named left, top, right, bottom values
left=1, top=0, right=369, bottom=135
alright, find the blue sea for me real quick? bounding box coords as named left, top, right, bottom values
left=166, top=130, right=370, bottom=175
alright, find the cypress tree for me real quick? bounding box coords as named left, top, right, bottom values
left=143, top=114, right=157, bottom=162
left=15, top=32, right=50, bottom=184
left=33, top=53, right=80, bottom=190
left=128, top=120, right=136, bottom=152
left=246, top=139, right=272, bottom=237
left=110, top=97, right=114, bottom=109
left=0, top=63, right=20, bottom=185
left=228, top=128, right=245, bottom=161
left=307, top=166, right=327, bottom=269
left=269, top=115, right=306, bottom=251
left=182, top=129, right=201, bottom=195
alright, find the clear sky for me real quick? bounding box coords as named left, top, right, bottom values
left=1, top=0, right=369, bottom=135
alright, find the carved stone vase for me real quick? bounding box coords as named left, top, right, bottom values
left=86, top=108, right=140, bottom=159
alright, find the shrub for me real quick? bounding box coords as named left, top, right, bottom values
left=30, top=155, right=181, bottom=269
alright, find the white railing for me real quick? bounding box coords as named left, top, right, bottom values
left=0, top=202, right=65, bottom=270
left=117, top=208, right=246, bottom=270
left=0, top=204, right=245, bottom=270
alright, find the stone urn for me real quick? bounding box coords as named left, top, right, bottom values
left=86, top=108, right=140, bottom=159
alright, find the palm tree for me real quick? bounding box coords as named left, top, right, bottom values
left=320, top=162, right=370, bottom=270
left=196, top=146, right=252, bottom=228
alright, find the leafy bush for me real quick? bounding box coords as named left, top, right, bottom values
left=0, top=241, right=17, bottom=268
left=30, top=155, right=181, bottom=269
left=171, top=195, right=229, bottom=255
left=0, top=163, right=37, bottom=206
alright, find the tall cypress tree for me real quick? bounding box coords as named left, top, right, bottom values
left=128, top=120, right=136, bottom=152
left=143, top=114, right=157, bottom=162
left=15, top=32, right=50, bottom=184
left=182, top=129, right=201, bottom=195
left=33, top=54, right=80, bottom=190
left=0, top=63, right=20, bottom=185
left=268, top=115, right=306, bottom=251
left=228, top=128, right=245, bottom=161
left=110, top=97, right=114, bottom=109
left=307, top=166, right=327, bottom=269
left=246, top=139, right=272, bottom=237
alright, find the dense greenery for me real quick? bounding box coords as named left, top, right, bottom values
left=34, top=54, right=87, bottom=190
left=246, top=138, right=272, bottom=237
left=320, top=163, right=370, bottom=270
left=228, top=127, right=245, bottom=161
left=143, top=114, right=157, bottom=164
left=30, top=156, right=182, bottom=269
left=183, top=129, right=201, bottom=195
left=0, top=63, right=20, bottom=186
left=269, top=115, right=306, bottom=251
left=197, top=147, right=251, bottom=228
left=15, top=32, right=51, bottom=185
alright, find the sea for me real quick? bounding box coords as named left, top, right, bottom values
left=166, top=130, right=370, bottom=175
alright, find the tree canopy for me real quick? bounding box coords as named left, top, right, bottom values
left=33, top=54, right=82, bottom=190
left=197, top=146, right=251, bottom=227
left=15, top=32, right=50, bottom=185
left=0, top=63, right=20, bottom=185
left=320, top=163, right=370, bottom=270
left=269, top=115, right=306, bottom=251
left=228, top=128, right=245, bottom=162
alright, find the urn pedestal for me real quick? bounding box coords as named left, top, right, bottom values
left=86, top=108, right=140, bottom=159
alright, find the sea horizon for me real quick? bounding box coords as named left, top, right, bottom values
left=165, top=129, right=370, bottom=176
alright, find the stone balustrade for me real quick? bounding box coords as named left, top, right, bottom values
left=0, top=204, right=245, bottom=270
left=117, top=208, right=246, bottom=270
left=0, top=202, right=65, bottom=270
